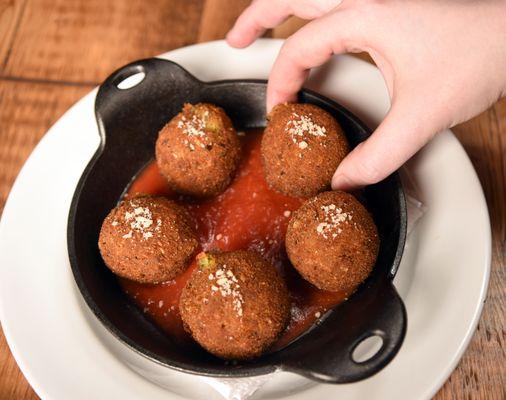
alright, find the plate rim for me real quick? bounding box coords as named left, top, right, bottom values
left=0, top=39, right=492, bottom=400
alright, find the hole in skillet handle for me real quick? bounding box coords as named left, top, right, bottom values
left=276, top=278, right=407, bottom=383
left=352, top=334, right=384, bottom=363
left=115, top=68, right=146, bottom=90
left=110, top=64, right=146, bottom=90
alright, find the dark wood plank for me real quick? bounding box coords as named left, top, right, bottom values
left=0, top=328, right=38, bottom=400
left=0, top=79, right=92, bottom=400
left=0, top=0, right=26, bottom=70
left=198, top=0, right=250, bottom=42
left=0, top=80, right=92, bottom=400
left=0, top=80, right=91, bottom=213
left=3, top=0, right=204, bottom=83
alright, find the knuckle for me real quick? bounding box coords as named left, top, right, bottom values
left=283, top=34, right=298, bottom=48
left=280, top=36, right=298, bottom=58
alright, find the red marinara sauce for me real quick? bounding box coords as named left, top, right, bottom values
left=120, top=129, right=352, bottom=351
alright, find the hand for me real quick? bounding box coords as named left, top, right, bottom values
left=227, top=0, right=506, bottom=190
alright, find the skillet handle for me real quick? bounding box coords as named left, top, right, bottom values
left=279, top=279, right=407, bottom=383
left=95, top=58, right=201, bottom=119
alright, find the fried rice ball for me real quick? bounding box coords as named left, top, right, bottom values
left=285, top=191, right=379, bottom=292
left=98, top=196, right=199, bottom=283
left=179, top=250, right=291, bottom=360
left=261, top=103, right=349, bottom=197
left=155, top=103, right=241, bottom=197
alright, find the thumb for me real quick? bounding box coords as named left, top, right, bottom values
left=332, top=100, right=440, bottom=190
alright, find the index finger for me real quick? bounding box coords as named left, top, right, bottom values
left=227, top=0, right=343, bottom=49
left=267, top=11, right=363, bottom=111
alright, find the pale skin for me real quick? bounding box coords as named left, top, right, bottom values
left=226, top=0, right=506, bottom=190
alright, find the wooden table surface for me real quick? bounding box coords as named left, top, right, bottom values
left=0, top=1, right=504, bottom=399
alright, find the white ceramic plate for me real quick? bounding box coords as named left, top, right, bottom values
left=0, top=40, right=491, bottom=400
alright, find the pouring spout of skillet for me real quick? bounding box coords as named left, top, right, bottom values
left=67, top=58, right=408, bottom=383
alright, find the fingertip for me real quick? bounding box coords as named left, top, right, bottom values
left=267, top=72, right=300, bottom=112
left=266, top=90, right=297, bottom=113
left=226, top=30, right=251, bottom=49
left=266, top=94, right=278, bottom=113
left=331, top=172, right=357, bottom=191
left=225, top=31, right=239, bottom=47
left=266, top=89, right=278, bottom=113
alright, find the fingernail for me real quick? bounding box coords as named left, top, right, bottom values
left=266, top=95, right=277, bottom=113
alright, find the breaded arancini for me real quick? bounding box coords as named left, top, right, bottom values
left=285, top=191, right=379, bottom=292
left=261, top=103, right=349, bottom=197
left=179, top=250, right=291, bottom=360
left=156, top=103, right=241, bottom=197
left=99, top=196, right=198, bottom=283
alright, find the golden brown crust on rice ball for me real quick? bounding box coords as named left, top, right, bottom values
left=98, top=196, right=198, bottom=283
left=285, top=191, right=379, bottom=292
left=179, top=250, right=290, bottom=360
left=155, top=103, right=241, bottom=197
left=261, top=103, right=349, bottom=197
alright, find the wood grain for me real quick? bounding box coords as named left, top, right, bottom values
left=3, top=0, right=204, bottom=83
left=0, top=329, right=37, bottom=400
left=0, top=81, right=91, bottom=211
left=0, top=80, right=92, bottom=400
left=0, top=3, right=504, bottom=400
left=0, top=0, right=26, bottom=70
left=197, top=0, right=250, bottom=42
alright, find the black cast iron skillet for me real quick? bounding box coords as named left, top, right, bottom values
left=68, top=58, right=407, bottom=383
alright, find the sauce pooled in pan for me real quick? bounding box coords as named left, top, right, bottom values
left=119, top=129, right=352, bottom=351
